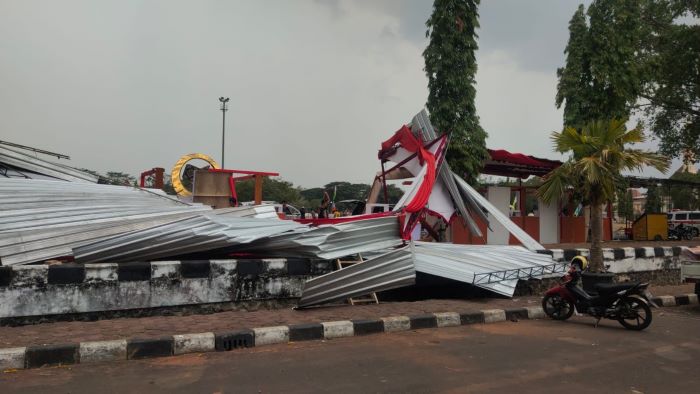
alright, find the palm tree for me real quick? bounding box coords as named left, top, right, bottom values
left=538, top=119, right=669, bottom=272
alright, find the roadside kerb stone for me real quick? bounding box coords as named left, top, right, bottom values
left=253, top=326, right=289, bottom=346
left=674, top=295, right=690, bottom=306
left=525, top=306, right=546, bottom=319
left=173, top=332, right=215, bottom=355
left=289, top=323, right=324, bottom=342
left=2, top=293, right=692, bottom=370
left=126, top=337, right=173, bottom=360
left=459, top=311, right=485, bottom=325
left=504, top=308, right=528, bottom=321
left=0, top=347, right=25, bottom=370
left=434, top=312, right=460, bottom=327
left=482, top=309, right=507, bottom=323
left=381, top=316, right=411, bottom=332
left=351, top=319, right=384, bottom=336
left=25, top=343, right=78, bottom=368
left=79, top=340, right=127, bottom=363
left=409, top=314, right=438, bottom=330
left=322, top=320, right=354, bottom=339
left=655, top=295, right=676, bottom=307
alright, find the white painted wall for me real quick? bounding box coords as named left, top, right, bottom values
left=486, top=186, right=511, bottom=245
left=539, top=200, right=559, bottom=244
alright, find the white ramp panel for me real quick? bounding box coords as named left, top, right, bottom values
left=453, top=175, right=545, bottom=252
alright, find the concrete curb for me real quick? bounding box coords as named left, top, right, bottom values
left=1, top=293, right=697, bottom=371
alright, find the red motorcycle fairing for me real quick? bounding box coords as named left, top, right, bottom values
left=544, top=284, right=577, bottom=304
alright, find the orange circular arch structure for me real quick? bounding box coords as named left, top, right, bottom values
left=171, top=153, right=220, bottom=196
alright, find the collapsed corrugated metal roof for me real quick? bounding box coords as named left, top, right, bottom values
left=239, top=216, right=403, bottom=260
left=412, top=242, right=562, bottom=297
left=296, top=241, right=560, bottom=307
left=73, top=214, right=308, bottom=263
left=0, top=144, right=98, bottom=183
left=297, top=245, right=415, bottom=308
left=0, top=179, right=285, bottom=266
left=74, top=215, right=403, bottom=263
left=0, top=179, right=213, bottom=265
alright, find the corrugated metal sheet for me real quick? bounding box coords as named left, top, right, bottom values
left=0, top=145, right=98, bottom=183
left=212, top=204, right=279, bottom=219
left=73, top=215, right=306, bottom=263
left=240, top=216, right=403, bottom=260
left=453, top=175, right=545, bottom=252
left=75, top=215, right=403, bottom=264
left=0, top=179, right=213, bottom=265
left=297, top=245, right=415, bottom=308
left=413, top=242, right=559, bottom=297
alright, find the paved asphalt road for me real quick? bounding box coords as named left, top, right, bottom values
left=3, top=306, right=700, bottom=393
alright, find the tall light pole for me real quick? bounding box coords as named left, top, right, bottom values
left=219, top=97, right=230, bottom=168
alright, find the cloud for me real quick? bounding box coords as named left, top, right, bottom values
left=0, top=0, right=673, bottom=190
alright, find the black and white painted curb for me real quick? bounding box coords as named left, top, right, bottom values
left=547, top=246, right=685, bottom=262
left=1, top=293, right=697, bottom=371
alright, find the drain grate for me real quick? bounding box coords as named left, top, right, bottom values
left=215, top=330, right=254, bottom=351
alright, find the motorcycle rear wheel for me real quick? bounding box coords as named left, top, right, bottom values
left=617, top=296, right=652, bottom=331
left=542, top=294, right=574, bottom=321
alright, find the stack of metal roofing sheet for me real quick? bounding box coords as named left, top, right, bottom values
left=74, top=214, right=307, bottom=263
left=239, top=216, right=403, bottom=260
left=296, top=241, right=559, bottom=307
left=0, top=179, right=213, bottom=265
left=297, top=245, right=415, bottom=308
left=412, top=242, right=560, bottom=297
left=208, top=204, right=279, bottom=219
left=74, top=215, right=403, bottom=264
left=0, top=145, right=98, bottom=183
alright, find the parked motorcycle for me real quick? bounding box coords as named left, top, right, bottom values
left=542, top=271, right=654, bottom=330
left=668, top=223, right=693, bottom=241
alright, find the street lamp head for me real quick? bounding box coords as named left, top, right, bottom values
left=219, top=97, right=229, bottom=103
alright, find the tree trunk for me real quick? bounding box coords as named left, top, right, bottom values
left=589, top=203, right=604, bottom=272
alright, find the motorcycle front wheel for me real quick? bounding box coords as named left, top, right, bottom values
left=542, top=294, right=574, bottom=321
left=617, top=296, right=652, bottom=330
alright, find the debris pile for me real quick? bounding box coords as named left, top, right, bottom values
left=0, top=110, right=565, bottom=304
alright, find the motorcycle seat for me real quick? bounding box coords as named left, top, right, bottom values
left=594, top=282, right=639, bottom=295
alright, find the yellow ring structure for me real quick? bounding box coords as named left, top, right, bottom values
left=171, top=153, right=220, bottom=196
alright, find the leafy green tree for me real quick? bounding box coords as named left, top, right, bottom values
left=538, top=119, right=669, bottom=272
left=162, top=180, right=177, bottom=195
left=556, top=0, right=645, bottom=127
left=424, top=0, right=487, bottom=184
left=641, top=2, right=700, bottom=158
left=234, top=178, right=305, bottom=206
left=558, top=1, right=699, bottom=159
left=101, top=172, right=136, bottom=186
left=556, top=5, right=593, bottom=127
left=388, top=184, right=405, bottom=204
left=616, top=188, right=635, bottom=223
left=644, top=184, right=664, bottom=213
left=323, top=182, right=371, bottom=202
left=669, top=171, right=700, bottom=210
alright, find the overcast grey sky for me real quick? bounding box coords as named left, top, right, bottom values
left=2, top=0, right=670, bottom=187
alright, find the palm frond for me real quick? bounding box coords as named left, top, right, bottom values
left=537, top=162, right=574, bottom=204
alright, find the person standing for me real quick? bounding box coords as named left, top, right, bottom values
left=319, top=189, right=330, bottom=218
